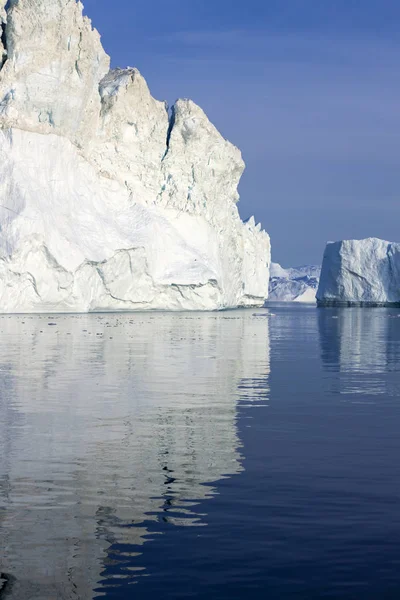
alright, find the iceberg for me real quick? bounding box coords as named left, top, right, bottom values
left=0, top=0, right=270, bottom=312
left=268, top=263, right=320, bottom=303
left=317, top=238, right=400, bottom=306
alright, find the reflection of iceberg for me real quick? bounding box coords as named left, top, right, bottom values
left=318, top=308, right=400, bottom=396
left=0, top=311, right=270, bottom=599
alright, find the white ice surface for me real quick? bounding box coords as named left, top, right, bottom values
left=0, top=0, right=270, bottom=312
left=317, top=238, right=400, bottom=305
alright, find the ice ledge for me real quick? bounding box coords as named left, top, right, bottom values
left=0, top=242, right=225, bottom=313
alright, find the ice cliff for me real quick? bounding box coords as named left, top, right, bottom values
left=268, top=263, right=320, bottom=303
left=0, top=0, right=270, bottom=312
left=317, top=238, right=400, bottom=306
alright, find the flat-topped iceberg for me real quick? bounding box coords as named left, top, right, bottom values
left=317, top=238, right=400, bottom=306
left=268, top=263, right=320, bottom=303
left=0, top=0, right=270, bottom=312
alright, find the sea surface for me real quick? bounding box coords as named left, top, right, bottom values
left=1, top=305, right=400, bottom=599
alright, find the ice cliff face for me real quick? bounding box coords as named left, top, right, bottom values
left=0, top=0, right=270, bottom=312
left=0, top=0, right=110, bottom=145
left=317, top=238, right=400, bottom=306
left=268, top=263, right=320, bottom=303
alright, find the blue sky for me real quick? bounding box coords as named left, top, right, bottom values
left=84, top=0, right=400, bottom=265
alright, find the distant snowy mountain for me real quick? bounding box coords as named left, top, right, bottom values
left=268, top=263, right=321, bottom=303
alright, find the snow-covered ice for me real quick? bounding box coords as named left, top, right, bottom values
left=0, top=0, right=270, bottom=312
left=317, top=238, right=400, bottom=306
left=268, top=263, right=320, bottom=303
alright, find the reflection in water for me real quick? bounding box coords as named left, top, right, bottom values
left=318, top=308, right=400, bottom=397
left=0, top=311, right=270, bottom=599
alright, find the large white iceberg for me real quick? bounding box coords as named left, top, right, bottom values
left=0, top=0, right=270, bottom=312
left=317, top=238, right=400, bottom=306
left=268, top=263, right=320, bottom=303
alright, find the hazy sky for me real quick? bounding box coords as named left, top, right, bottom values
left=84, top=0, right=400, bottom=266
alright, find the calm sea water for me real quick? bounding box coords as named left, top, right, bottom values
left=1, top=305, right=400, bottom=599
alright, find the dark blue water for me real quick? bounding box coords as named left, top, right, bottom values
left=1, top=306, right=400, bottom=599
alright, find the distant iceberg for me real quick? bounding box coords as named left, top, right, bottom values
left=317, top=238, right=400, bottom=306
left=268, top=263, right=320, bottom=303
